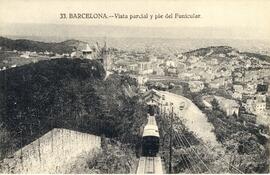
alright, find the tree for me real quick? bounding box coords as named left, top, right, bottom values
left=211, top=98, right=219, bottom=110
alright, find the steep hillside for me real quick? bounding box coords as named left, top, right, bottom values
left=0, top=37, right=86, bottom=54
left=0, top=58, right=147, bottom=159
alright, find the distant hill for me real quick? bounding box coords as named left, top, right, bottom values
left=0, top=37, right=87, bottom=54
left=241, top=52, right=270, bottom=62
left=183, top=45, right=270, bottom=62
left=183, top=46, right=236, bottom=57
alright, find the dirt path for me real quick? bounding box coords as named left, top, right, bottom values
left=156, top=90, right=221, bottom=147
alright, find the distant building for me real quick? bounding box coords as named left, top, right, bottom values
left=245, top=94, right=267, bottom=113
left=70, top=51, right=77, bottom=58
left=257, top=84, right=268, bottom=94
left=215, top=96, right=240, bottom=116
left=138, top=61, right=153, bottom=75
left=219, top=53, right=226, bottom=57
left=188, top=81, right=204, bottom=92
left=128, top=63, right=138, bottom=72
left=243, top=83, right=257, bottom=95
left=211, top=58, right=218, bottom=65
left=233, top=84, right=244, bottom=93
left=74, top=42, right=112, bottom=72
left=82, top=44, right=93, bottom=59
left=20, top=53, right=30, bottom=58
left=214, top=77, right=226, bottom=87
left=137, top=76, right=148, bottom=86
left=232, top=92, right=242, bottom=100
left=143, top=89, right=162, bottom=105
left=155, top=66, right=165, bottom=76
left=254, top=94, right=267, bottom=113
left=166, top=67, right=178, bottom=77
left=149, top=55, right=157, bottom=63
left=188, top=56, right=200, bottom=64
left=165, top=59, right=176, bottom=67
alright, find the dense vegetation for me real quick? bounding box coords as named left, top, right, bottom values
left=85, top=138, right=137, bottom=173
left=191, top=95, right=269, bottom=173
left=0, top=58, right=146, bottom=159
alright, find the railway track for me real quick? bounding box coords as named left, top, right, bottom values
left=136, top=156, right=163, bottom=174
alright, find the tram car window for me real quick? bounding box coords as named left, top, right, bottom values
left=179, top=102, right=185, bottom=110
left=147, top=105, right=155, bottom=116
left=162, top=95, right=165, bottom=100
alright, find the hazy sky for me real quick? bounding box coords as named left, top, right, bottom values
left=0, top=0, right=269, bottom=40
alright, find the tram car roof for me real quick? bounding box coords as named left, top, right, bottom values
left=147, top=115, right=157, bottom=126
left=147, top=101, right=157, bottom=105
left=143, top=124, right=160, bottom=137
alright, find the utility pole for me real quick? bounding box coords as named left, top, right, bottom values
left=169, top=103, right=173, bottom=173
left=160, top=103, right=163, bottom=115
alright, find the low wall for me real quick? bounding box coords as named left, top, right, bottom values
left=0, top=128, right=101, bottom=173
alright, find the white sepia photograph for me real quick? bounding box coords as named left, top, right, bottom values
left=0, top=0, right=269, bottom=174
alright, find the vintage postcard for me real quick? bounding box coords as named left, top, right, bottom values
left=0, top=0, right=269, bottom=174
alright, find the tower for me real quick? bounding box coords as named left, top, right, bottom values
left=100, top=41, right=111, bottom=71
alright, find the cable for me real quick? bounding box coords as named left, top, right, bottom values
left=170, top=114, right=202, bottom=171
left=174, top=134, right=196, bottom=172
left=178, top=122, right=244, bottom=174
left=173, top=133, right=197, bottom=173
left=158, top=115, right=193, bottom=173
left=178, top=124, right=213, bottom=173
left=174, top=132, right=201, bottom=173
left=175, top=130, right=206, bottom=173
left=199, top=141, right=244, bottom=174
left=160, top=113, right=200, bottom=173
